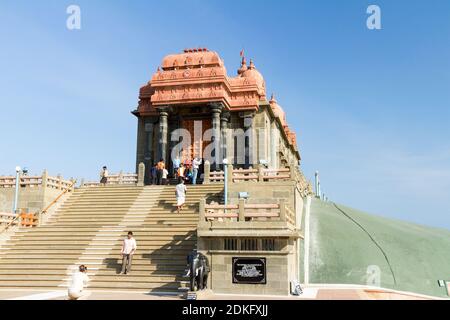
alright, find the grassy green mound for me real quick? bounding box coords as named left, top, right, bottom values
left=307, top=198, right=450, bottom=298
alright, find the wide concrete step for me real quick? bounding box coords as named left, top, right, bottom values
left=1, top=249, right=190, bottom=254
left=0, top=258, right=188, bottom=265
left=43, top=222, right=198, bottom=227
left=78, top=185, right=222, bottom=190
left=11, top=231, right=195, bottom=237
left=50, top=214, right=199, bottom=218
left=47, top=219, right=199, bottom=224
left=64, top=194, right=221, bottom=200
left=2, top=246, right=193, bottom=251
left=59, top=206, right=205, bottom=211
left=8, top=234, right=193, bottom=240
left=55, top=208, right=189, bottom=213
left=45, top=217, right=198, bottom=221
left=8, top=232, right=195, bottom=237
left=0, top=254, right=189, bottom=261
left=57, top=206, right=203, bottom=212
left=67, top=190, right=224, bottom=198
left=0, top=243, right=194, bottom=250
left=0, top=264, right=186, bottom=277
left=62, top=197, right=214, bottom=204
left=0, top=249, right=191, bottom=257
left=18, top=224, right=197, bottom=229
left=0, top=273, right=186, bottom=281
left=48, top=215, right=198, bottom=219
left=4, top=239, right=196, bottom=246
left=10, top=231, right=196, bottom=237
left=66, top=195, right=221, bottom=201
left=0, top=281, right=187, bottom=291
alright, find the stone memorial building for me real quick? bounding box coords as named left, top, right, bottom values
left=132, top=48, right=301, bottom=182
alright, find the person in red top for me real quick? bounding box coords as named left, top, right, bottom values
left=156, top=159, right=165, bottom=185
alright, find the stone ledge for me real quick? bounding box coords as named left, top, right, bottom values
left=207, top=250, right=291, bottom=256
left=198, top=226, right=302, bottom=239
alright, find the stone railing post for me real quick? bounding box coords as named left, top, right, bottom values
left=227, top=163, right=233, bottom=184
left=118, top=171, right=124, bottom=185
left=204, top=160, right=210, bottom=184
left=257, top=164, right=264, bottom=182
left=80, top=178, right=85, bottom=188
left=41, top=170, right=48, bottom=189
left=279, top=199, right=286, bottom=222
left=70, top=178, right=76, bottom=192
left=199, top=198, right=206, bottom=223
left=137, top=162, right=145, bottom=187
left=17, top=213, right=22, bottom=229
left=238, top=199, right=245, bottom=222
left=57, top=174, right=62, bottom=190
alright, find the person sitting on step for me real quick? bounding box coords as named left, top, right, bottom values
left=68, top=265, right=90, bottom=300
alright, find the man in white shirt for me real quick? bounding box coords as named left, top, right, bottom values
left=68, top=265, right=90, bottom=300
left=120, top=231, right=137, bottom=275
left=192, top=157, right=202, bottom=185
left=162, top=168, right=169, bottom=185
left=175, top=178, right=187, bottom=214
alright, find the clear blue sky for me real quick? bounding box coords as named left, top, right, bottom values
left=1, top=1, right=449, bottom=228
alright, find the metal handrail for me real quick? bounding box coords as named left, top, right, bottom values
left=41, top=180, right=77, bottom=215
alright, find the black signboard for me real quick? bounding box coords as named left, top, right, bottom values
left=232, top=257, right=266, bottom=284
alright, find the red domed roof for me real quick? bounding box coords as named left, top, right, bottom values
left=161, top=48, right=224, bottom=70
left=240, top=59, right=265, bottom=90
left=269, top=93, right=286, bottom=126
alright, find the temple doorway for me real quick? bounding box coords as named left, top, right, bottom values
left=180, top=118, right=212, bottom=163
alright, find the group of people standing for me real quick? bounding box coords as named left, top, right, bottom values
left=150, top=159, right=169, bottom=185
left=99, top=156, right=203, bottom=187
left=149, top=156, right=203, bottom=185
left=172, top=156, right=203, bottom=185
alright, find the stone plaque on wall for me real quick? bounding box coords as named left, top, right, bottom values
left=232, top=257, right=266, bottom=284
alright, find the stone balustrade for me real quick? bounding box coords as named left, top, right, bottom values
left=0, top=211, right=39, bottom=231
left=198, top=198, right=296, bottom=227
left=0, top=171, right=75, bottom=192
left=203, top=161, right=295, bottom=184
left=0, top=212, right=18, bottom=228
left=81, top=172, right=138, bottom=187
left=81, top=163, right=146, bottom=188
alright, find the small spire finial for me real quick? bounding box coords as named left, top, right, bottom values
left=270, top=93, right=276, bottom=103
left=238, top=49, right=248, bottom=75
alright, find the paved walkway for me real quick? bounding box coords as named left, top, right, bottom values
left=0, top=286, right=435, bottom=300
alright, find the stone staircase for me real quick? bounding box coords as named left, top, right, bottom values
left=0, top=184, right=223, bottom=293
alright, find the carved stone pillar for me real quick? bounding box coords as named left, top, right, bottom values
left=243, top=113, right=255, bottom=169
left=220, top=111, right=230, bottom=166
left=144, top=121, right=155, bottom=184
left=157, top=107, right=169, bottom=163
left=210, top=103, right=222, bottom=171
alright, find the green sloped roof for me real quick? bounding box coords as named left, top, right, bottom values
left=307, top=198, right=450, bottom=298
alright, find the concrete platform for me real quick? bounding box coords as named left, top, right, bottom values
left=0, top=285, right=441, bottom=300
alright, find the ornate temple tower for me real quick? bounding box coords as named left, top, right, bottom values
left=132, top=48, right=301, bottom=183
